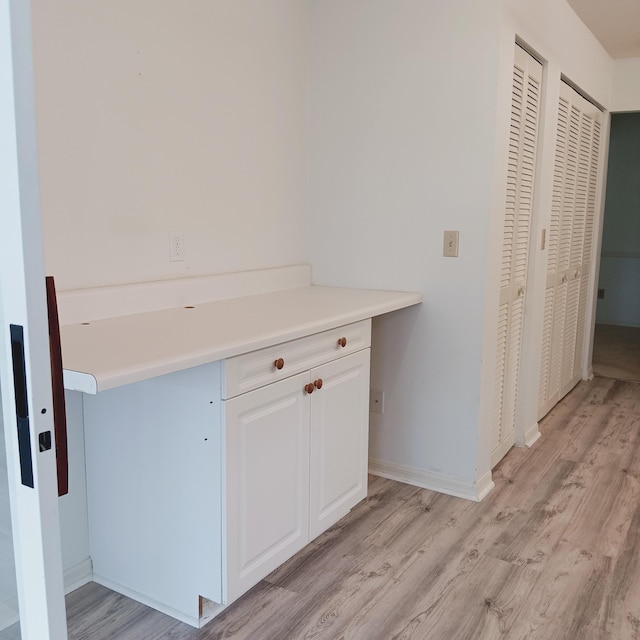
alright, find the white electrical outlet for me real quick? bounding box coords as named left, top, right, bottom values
left=170, top=231, right=184, bottom=262
left=370, top=390, right=385, bottom=414
left=443, top=230, right=459, bottom=257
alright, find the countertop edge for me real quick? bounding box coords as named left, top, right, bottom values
left=63, top=288, right=422, bottom=394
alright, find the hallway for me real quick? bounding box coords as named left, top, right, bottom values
left=593, top=323, right=640, bottom=382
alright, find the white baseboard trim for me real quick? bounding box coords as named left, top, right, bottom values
left=521, top=422, right=541, bottom=448
left=475, top=470, right=495, bottom=501
left=369, top=459, right=494, bottom=502
left=64, top=558, right=93, bottom=594
left=93, top=574, right=215, bottom=628
left=0, top=598, right=18, bottom=633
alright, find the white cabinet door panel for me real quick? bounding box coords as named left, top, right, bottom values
left=309, top=349, right=370, bottom=540
left=224, top=372, right=310, bottom=603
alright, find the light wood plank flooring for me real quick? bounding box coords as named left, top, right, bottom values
left=51, top=377, right=640, bottom=638
left=593, top=323, right=640, bottom=383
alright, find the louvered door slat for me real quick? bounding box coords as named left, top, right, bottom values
left=538, top=287, right=555, bottom=410
left=538, top=81, right=602, bottom=420
left=492, top=303, right=509, bottom=453
left=492, top=45, right=541, bottom=467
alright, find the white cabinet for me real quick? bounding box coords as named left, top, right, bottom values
left=223, top=331, right=371, bottom=603
left=83, top=319, right=372, bottom=627
left=309, top=350, right=369, bottom=540
left=224, top=372, right=311, bottom=603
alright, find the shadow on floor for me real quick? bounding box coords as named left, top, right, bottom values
left=592, top=323, right=640, bottom=383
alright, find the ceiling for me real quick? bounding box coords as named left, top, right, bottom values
left=567, top=0, right=640, bottom=58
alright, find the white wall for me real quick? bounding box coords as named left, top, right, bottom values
left=611, top=58, right=640, bottom=112
left=31, top=1, right=310, bottom=291
left=30, top=0, right=311, bottom=585
left=31, top=0, right=614, bottom=529
left=309, top=0, right=612, bottom=492
left=308, top=0, right=504, bottom=490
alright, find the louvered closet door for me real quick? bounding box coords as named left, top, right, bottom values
left=492, top=45, right=542, bottom=468
left=538, top=81, right=602, bottom=419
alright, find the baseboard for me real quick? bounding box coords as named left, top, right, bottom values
left=93, top=574, right=205, bottom=628
left=0, top=598, right=18, bottom=633
left=64, top=558, right=93, bottom=594
left=369, top=459, right=494, bottom=502
left=475, top=470, right=495, bottom=501
left=518, top=422, right=541, bottom=449
left=0, top=560, right=92, bottom=631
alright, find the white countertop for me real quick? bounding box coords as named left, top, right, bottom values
left=62, top=285, right=422, bottom=394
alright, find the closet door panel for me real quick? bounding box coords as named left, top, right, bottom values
left=492, top=45, right=541, bottom=467
left=538, top=81, right=603, bottom=419
left=539, top=96, right=569, bottom=414
left=538, top=287, right=554, bottom=410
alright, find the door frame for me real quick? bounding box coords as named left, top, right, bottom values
left=0, top=1, right=68, bottom=638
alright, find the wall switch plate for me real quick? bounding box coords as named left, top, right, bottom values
left=443, top=230, right=459, bottom=257
left=370, top=389, right=385, bottom=414
left=170, top=231, right=184, bottom=262
left=598, top=288, right=605, bottom=299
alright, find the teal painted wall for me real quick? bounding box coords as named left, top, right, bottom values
left=596, top=112, right=640, bottom=327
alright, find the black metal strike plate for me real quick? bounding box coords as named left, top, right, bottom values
left=10, top=324, right=34, bottom=488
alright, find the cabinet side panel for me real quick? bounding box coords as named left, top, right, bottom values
left=58, top=390, right=91, bottom=589
left=84, top=362, right=223, bottom=620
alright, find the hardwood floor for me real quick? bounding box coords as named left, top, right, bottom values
left=60, top=376, right=640, bottom=639
left=593, top=323, right=640, bottom=383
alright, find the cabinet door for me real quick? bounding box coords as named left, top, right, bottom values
left=309, top=349, right=370, bottom=540
left=224, top=371, right=310, bottom=603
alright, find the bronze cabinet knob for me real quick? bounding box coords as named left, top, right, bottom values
left=314, top=378, right=323, bottom=390
left=338, top=337, right=347, bottom=348
left=274, top=358, right=285, bottom=370
left=304, top=383, right=315, bottom=394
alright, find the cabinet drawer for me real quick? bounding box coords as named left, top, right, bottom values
left=222, top=320, right=371, bottom=399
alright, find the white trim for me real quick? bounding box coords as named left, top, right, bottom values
left=63, top=559, right=92, bottom=595
left=92, top=574, right=217, bottom=629
left=369, top=459, right=495, bottom=502
left=519, top=422, right=541, bottom=448
left=0, top=598, right=18, bottom=633
left=475, top=471, right=495, bottom=502
left=0, top=2, right=68, bottom=637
